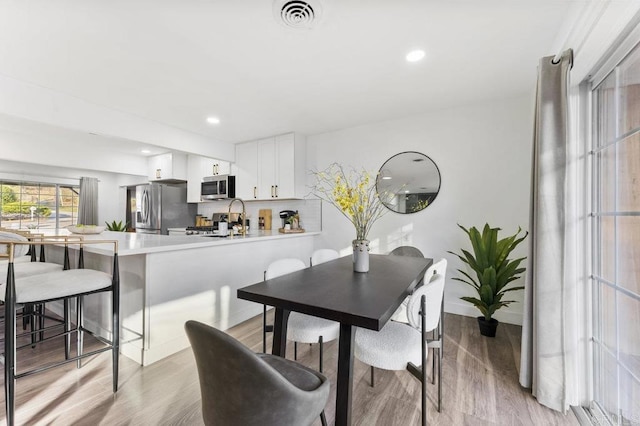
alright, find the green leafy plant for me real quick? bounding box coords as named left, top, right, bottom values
left=105, top=220, right=128, bottom=232
left=0, top=202, right=51, bottom=217
left=448, top=224, right=528, bottom=321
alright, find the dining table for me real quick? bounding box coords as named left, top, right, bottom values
left=237, top=253, right=433, bottom=426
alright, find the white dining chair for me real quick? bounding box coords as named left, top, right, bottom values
left=355, top=273, right=446, bottom=425
left=310, top=248, right=339, bottom=266
left=262, top=258, right=307, bottom=353
left=263, top=258, right=340, bottom=373
left=390, top=257, right=447, bottom=412
left=389, top=246, right=427, bottom=324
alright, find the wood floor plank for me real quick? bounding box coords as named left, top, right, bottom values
left=0, top=312, right=579, bottom=425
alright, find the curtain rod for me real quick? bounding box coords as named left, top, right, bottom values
left=553, top=1, right=610, bottom=64
left=0, top=174, right=100, bottom=185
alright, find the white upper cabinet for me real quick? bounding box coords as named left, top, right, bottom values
left=148, top=152, right=187, bottom=182
left=274, top=133, right=296, bottom=198
left=235, top=141, right=259, bottom=199
left=186, top=155, right=231, bottom=202
left=257, top=138, right=277, bottom=198
left=201, top=158, right=230, bottom=177
left=235, top=132, right=305, bottom=200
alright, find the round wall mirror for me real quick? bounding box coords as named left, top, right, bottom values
left=376, top=151, right=441, bottom=214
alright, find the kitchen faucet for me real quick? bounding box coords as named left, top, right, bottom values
left=227, top=198, right=247, bottom=237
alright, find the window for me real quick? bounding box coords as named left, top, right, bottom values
left=591, top=40, right=640, bottom=425
left=0, top=181, right=79, bottom=230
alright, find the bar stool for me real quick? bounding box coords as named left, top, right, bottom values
left=1, top=232, right=90, bottom=345
left=1, top=237, right=120, bottom=426
left=0, top=231, right=66, bottom=342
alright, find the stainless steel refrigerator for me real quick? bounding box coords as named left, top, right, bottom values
left=134, top=183, right=196, bottom=234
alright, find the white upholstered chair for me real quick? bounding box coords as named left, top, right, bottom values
left=355, top=273, right=446, bottom=426
left=389, top=246, right=427, bottom=324
left=1, top=237, right=120, bottom=425
left=391, top=257, right=448, bottom=412
left=263, top=258, right=340, bottom=373
left=310, top=248, right=339, bottom=266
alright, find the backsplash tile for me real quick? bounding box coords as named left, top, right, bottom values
left=196, top=199, right=322, bottom=232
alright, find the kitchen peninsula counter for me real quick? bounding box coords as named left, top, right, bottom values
left=45, top=230, right=320, bottom=366
left=64, top=229, right=321, bottom=256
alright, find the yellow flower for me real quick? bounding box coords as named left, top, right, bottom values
left=310, top=163, right=388, bottom=240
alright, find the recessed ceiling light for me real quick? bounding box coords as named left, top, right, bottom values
left=405, top=190, right=410, bottom=193
left=206, top=116, right=220, bottom=125
left=406, top=49, right=425, bottom=63
left=382, top=176, right=392, bottom=180
left=141, top=149, right=151, bottom=154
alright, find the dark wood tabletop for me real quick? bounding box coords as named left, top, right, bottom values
left=237, top=254, right=433, bottom=426
left=237, top=254, right=433, bottom=331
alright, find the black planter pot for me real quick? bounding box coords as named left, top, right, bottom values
left=477, top=316, right=499, bottom=337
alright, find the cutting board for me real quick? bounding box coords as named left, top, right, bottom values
left=278, top=228, right=305, bottom=234
left=259, top=209, right=272, bottom=230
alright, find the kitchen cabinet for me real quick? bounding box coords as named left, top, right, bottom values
left=148, top=152, right=187, bottom=182
left=235, top=132, right=305, bottom=200
left=187, top=155, right=231, bottom=202
left=200, top=158, right=230, bottom=177
left=235, top=141, right=259, bottom=199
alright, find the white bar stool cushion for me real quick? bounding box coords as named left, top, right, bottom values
left=0, top=256, right=32, bottom=264
left=0, top=231, right=30, bottom=258
left=355, top=322, right=422, bottom=371
left=0, top=269, right=112, bottom=304
left=0, top=262, right=63, bottom=282
left=287, top=313, right=340, bottom=343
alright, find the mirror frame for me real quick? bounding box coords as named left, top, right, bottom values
left=376, top=151, right=442, bottom=214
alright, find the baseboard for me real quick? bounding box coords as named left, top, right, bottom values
left=445, top=301, right=523, bottom=326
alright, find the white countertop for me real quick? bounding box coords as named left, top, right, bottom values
left=38, top=229, right=320, bottom=256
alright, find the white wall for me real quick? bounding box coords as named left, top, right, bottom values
left=307, top=94, right=534, bottom=325
left=0, top=159, right=145, bottom=225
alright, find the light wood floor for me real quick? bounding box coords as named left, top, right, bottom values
left=0, top=312, right=578, bottom=425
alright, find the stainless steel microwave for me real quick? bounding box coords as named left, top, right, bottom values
left=201, top=175, right=236, bottom=200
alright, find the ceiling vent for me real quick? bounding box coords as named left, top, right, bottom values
left=274, top=0, right=322, bottom=30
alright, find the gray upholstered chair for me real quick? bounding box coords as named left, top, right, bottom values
left=389, top=245, right=424, bottom=258
left=185, top=320, right=330, bottom=426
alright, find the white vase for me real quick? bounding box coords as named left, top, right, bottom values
left=352, top=239, right=370, bottom=272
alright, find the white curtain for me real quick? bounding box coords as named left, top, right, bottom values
left=77, top=177, right=99, bottom=225
left=519, top=49, right=579, bottom=413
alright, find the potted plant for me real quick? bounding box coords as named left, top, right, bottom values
left=448, top=224, right=528, bottom=337
left=105, top=220, right=129, bottom=232
left=310, top=163, right=389, bottom=272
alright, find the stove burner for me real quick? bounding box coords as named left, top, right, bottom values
left=185, top=226, right=216, bottom=235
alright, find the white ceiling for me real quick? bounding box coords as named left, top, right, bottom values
left=0, top=0, right=578, bottom=148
